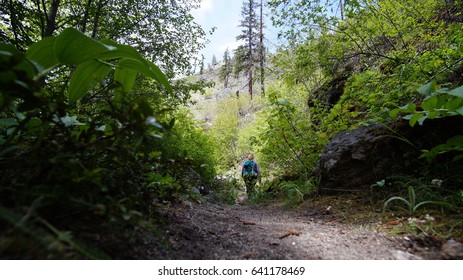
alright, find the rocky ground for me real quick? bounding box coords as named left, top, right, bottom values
left=120, top=195, right=462, bottom=260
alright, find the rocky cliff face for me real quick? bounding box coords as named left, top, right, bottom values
left=315, top=116, right=463, bottom=193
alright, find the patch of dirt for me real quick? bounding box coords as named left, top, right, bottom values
left=127, top=197, right=445, bottom=260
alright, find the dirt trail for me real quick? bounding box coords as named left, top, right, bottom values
left=135, top=200, right=435, bottom=260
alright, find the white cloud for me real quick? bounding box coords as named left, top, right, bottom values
left=218, top=40, right=240, bottom=55
left=191, top=0, right=214, bottom=22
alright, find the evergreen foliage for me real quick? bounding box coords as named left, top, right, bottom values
left=211, top=54, right=218, bottom=66
left=237, top=0, right=260, bottom=98
left=219, top=49, right=233, bottom=88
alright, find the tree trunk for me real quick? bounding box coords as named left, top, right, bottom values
left=248, top=0, right=253, bottom=100
left=8, top=0, right=22, bottom=48
left=44, top=0, right=60, bottom=37
left=259, top=0, right=265, bottom=97
left=92, top=0, right=106, bottom=39
left=340, top=0, right=344, bottom=20
left=81, top=0, right=93, bottom=33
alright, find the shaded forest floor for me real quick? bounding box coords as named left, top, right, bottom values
left=117, top=195, right=459, bottom=260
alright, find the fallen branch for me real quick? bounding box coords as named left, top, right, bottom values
left=279, top=230, right=301, bottom=239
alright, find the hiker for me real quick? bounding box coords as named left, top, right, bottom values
left=241, top=153, right=261, bottom=194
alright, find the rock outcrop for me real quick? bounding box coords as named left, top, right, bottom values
left=315, top=116, right=463, bottom=193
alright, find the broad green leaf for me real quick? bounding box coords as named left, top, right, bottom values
left=114, top=64, right=137, bottom=93
left=417, top=81, right=436, bottom=97
left=448, top=85, right=463, bottom=98
left=417, top=115, right=427, bottom=126
left=403, top=114, right=412, bottom=120
left=456, top=107, right=463, bottom=115
left=436, top=87, right=450, bottom=94
left=1, top=44, right=37, bottom=77
left=445, top=96, right=463, bottom=111
left=114, top=69, right=137, bottom=103
left=99, top=41, right=171, bottom=94
left=399, top=102, right=416, bottom=112
left=146, top=60, right=172, bottom=95
left=409, top=113, right=424, bottom=127
left=98, top=40, right=144, bottom=61
left=68, top=60, right=111, bottom=102
left=389, top=108, right=400, bottom=118
left=427, top=111, right=438, bottom=119
left=25, top=117, right=43, bottom=130
left=447, top=135, right=463, bottom=146
left=116, top=58, right=151, bottom=76
left=0, top=118, right=17, bottom=128
left=421, top=96, right=437, bottom=111
left=116, top=58, right=172, bottom=95
left=25, top=37, right=59, bottom=72
left=54, top=28, right=109, bottom=65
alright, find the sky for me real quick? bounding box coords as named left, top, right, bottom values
left=191, top=0, right=279, bottom=66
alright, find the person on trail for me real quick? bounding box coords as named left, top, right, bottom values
left=241, top=153, right=261, bottom=194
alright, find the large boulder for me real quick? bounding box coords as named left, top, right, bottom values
left=315, top=116, right=463, bottom=193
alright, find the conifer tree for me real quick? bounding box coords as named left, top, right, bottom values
left=219, top=49, right=233, bottom=88
left=199, top=54, right=205, bottom=75
left=259, top=0, right=265, bottom=96
left=233, top=46, right=248, bottom=80
left=212, top=54, right=218, bottom=66
left=237, top=0, right=259, bottom=99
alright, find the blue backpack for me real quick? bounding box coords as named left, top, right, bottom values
left=243, top=160, right=257, bottom=177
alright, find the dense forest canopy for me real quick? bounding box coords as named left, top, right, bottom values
left=1, top=0, right=463, bottom=259
left=0, top=0, right=205, bottom=75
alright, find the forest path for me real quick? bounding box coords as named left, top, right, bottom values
left=139, top=199, right=435, bottom=260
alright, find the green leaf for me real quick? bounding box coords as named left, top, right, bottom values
left=54, top=28, right=109, bottom=65
left=456, top=107, right=463, bottom=116
left=407, top=186, right=416, bottom=211
left=409, top=113, right=424, bottom=127
left=0, top=44, right=37, bottom=77
left=25, top=117, right=43, bottom=130
left=445, top=96, right=463, bottom=111
left=114, top=64, right=137, bottom=96
left=447, top=135, right=463, bottom=146
left=417, top=81, right=436, bottom=97
left=98, top=40, right=172, bottom=94
left=25, top=37, right=59, bottom=73
left=421, top=96, right=438, bottom=111
left=399, top=102, right=416, bottom=112
left=0, top=118, right=17, bottom=128
left=98, top=40, right=144, bottom=61
left=146, top=60, right=172, bottom=95
left=116, top=58, right=151, bottom=75
left=116, top=58, right=172, bottom=95
left=389, top=108, right=399, bottom=118
left=448, top=85, right=463, bottom=98
left=68, top=60, right=111, bottom=102
left=383, top=196, right=410, bottom=212
left=427, top=111, right=439, bottom=119
left=417, top=115, right=427, bottom=126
